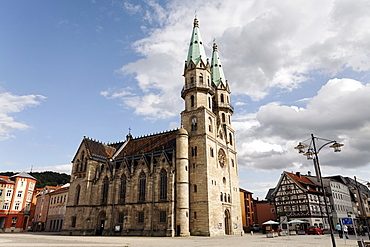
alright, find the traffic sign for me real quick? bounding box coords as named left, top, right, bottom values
left=342, top=218, right=353, bottom=225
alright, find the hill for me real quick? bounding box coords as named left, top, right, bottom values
left=0, top=171, right=70, bottom=188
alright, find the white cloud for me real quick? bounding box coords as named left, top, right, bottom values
left=107, top=0, right=370, bottom=119
left=104, top=0, right=370, bottom=176
left=122, top=1, right=142, bottom=15
left=234, top=78, right=370, bottom=170
left=0, top=161, right=18, bottom=168
left=0, top=89, right=45, bottom=140
left=30, top=164, right=72, bottom=175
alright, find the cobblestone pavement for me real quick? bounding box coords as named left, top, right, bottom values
left=0, top=232, right=367, bottom=247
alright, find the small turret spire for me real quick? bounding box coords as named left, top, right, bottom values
left=211, top=42, right=226, bottom=87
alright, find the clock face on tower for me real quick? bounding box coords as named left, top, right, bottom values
left=218, top=149, right=226, bottom=168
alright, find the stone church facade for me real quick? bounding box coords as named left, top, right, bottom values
left=62, top=18, right=243, bottom=237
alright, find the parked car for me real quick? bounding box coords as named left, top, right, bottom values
left=348, top=226, right=355, bottom=235
left=306, top=226, right=324, bottom=235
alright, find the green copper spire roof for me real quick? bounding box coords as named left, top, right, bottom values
left=186, top=18, right=207, bottom=67
left=211, top=43, right=226, bottom=87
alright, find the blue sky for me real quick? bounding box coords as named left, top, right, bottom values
left=1, top=0, right=370, bottom=198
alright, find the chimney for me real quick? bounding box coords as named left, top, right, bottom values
left=296, top=172, right=301, bottom=178
left=308, top=171, right=311, bottom=176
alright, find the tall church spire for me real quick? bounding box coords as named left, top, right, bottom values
left=186, top=18, right=207, bottom=67
left=211, top=42, right=226, bottom=87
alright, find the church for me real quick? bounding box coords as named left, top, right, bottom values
left=62, top=18, right=243, bottom=237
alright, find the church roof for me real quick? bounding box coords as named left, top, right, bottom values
left=211, top=42, right=226, bottom=87
left=186, top=18, right=207, bottom=67
left=84, top=129, right=178, bottom=161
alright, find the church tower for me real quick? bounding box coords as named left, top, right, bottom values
left=181, top=18, right=243, bottom=236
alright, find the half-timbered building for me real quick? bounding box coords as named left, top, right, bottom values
left=272, top=171, right=330, bottom=229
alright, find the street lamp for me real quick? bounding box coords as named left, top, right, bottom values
left=294, top=134, right=344, bottom=247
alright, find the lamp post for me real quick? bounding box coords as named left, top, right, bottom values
left=294, top=134, right=344, bottom=247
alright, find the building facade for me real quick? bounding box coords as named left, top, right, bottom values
left=33, top=186, right=57, bottom=231
left=343, top=177, right=370, bottom=227
left=323, top=176, right=352, bottom=226
left=62, top=18, right=243, bottom=237
left=272, top=171, right=330, bottom=229
left=0, top=172, right=36, bottom=232
left=240, top=188, right=255, bottom=232
left=46, top=184, right=69, bottom=231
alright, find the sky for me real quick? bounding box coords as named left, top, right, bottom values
left=1, top=0, right=370, bottom=199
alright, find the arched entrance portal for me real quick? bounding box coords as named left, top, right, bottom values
left=224, top=209, right=231, bottom=235
left=96, top=211, right=106, bottom=236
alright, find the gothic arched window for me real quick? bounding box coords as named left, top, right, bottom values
left=75, top=184, right=80, bottom=205
left=191, top=95, right=195, bottom=107
left=138, top=172, right=146, bottom=202
left=101, top=177, right=109, bottom=205
left=222, top=113, right=226, bottom=123
left=83, top=158, right=87, bottom=171
left=191, top=146, right=197, bottom=157
left=160, top=169, right=167, bottom=200
left=120, top=175, right=126, bottom=203
left=229, top=133, right=233, bottom=146
left=75, top=160, right=80, bottom=173
left=199, top=75, right=203, bottom=84
left=208, top=118, right=212, bottom=132
left=81, top=151, right=85, bottom=171
left=191, top=117, right=197, bottom=131
left=221, top=94, right=224, bottom=103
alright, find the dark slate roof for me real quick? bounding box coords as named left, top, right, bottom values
left=11, top=172, right=37, bottom=180
left=85, top=129, right=178, bottom=161
left=265, top=188, right=275, bottom=200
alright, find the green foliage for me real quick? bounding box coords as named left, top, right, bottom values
left=0, top=171, right=70, bottom=188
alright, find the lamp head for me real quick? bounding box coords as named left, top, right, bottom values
left=294, top=142, right=308, bottom=154
left=304, top=148, right=314, bottom=160
left=329, top=142, right=344, bottom=152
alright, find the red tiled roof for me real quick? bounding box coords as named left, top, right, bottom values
left=0, top=176, right=14, bottom=184
left=285, top=171, right=322, bottom=193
